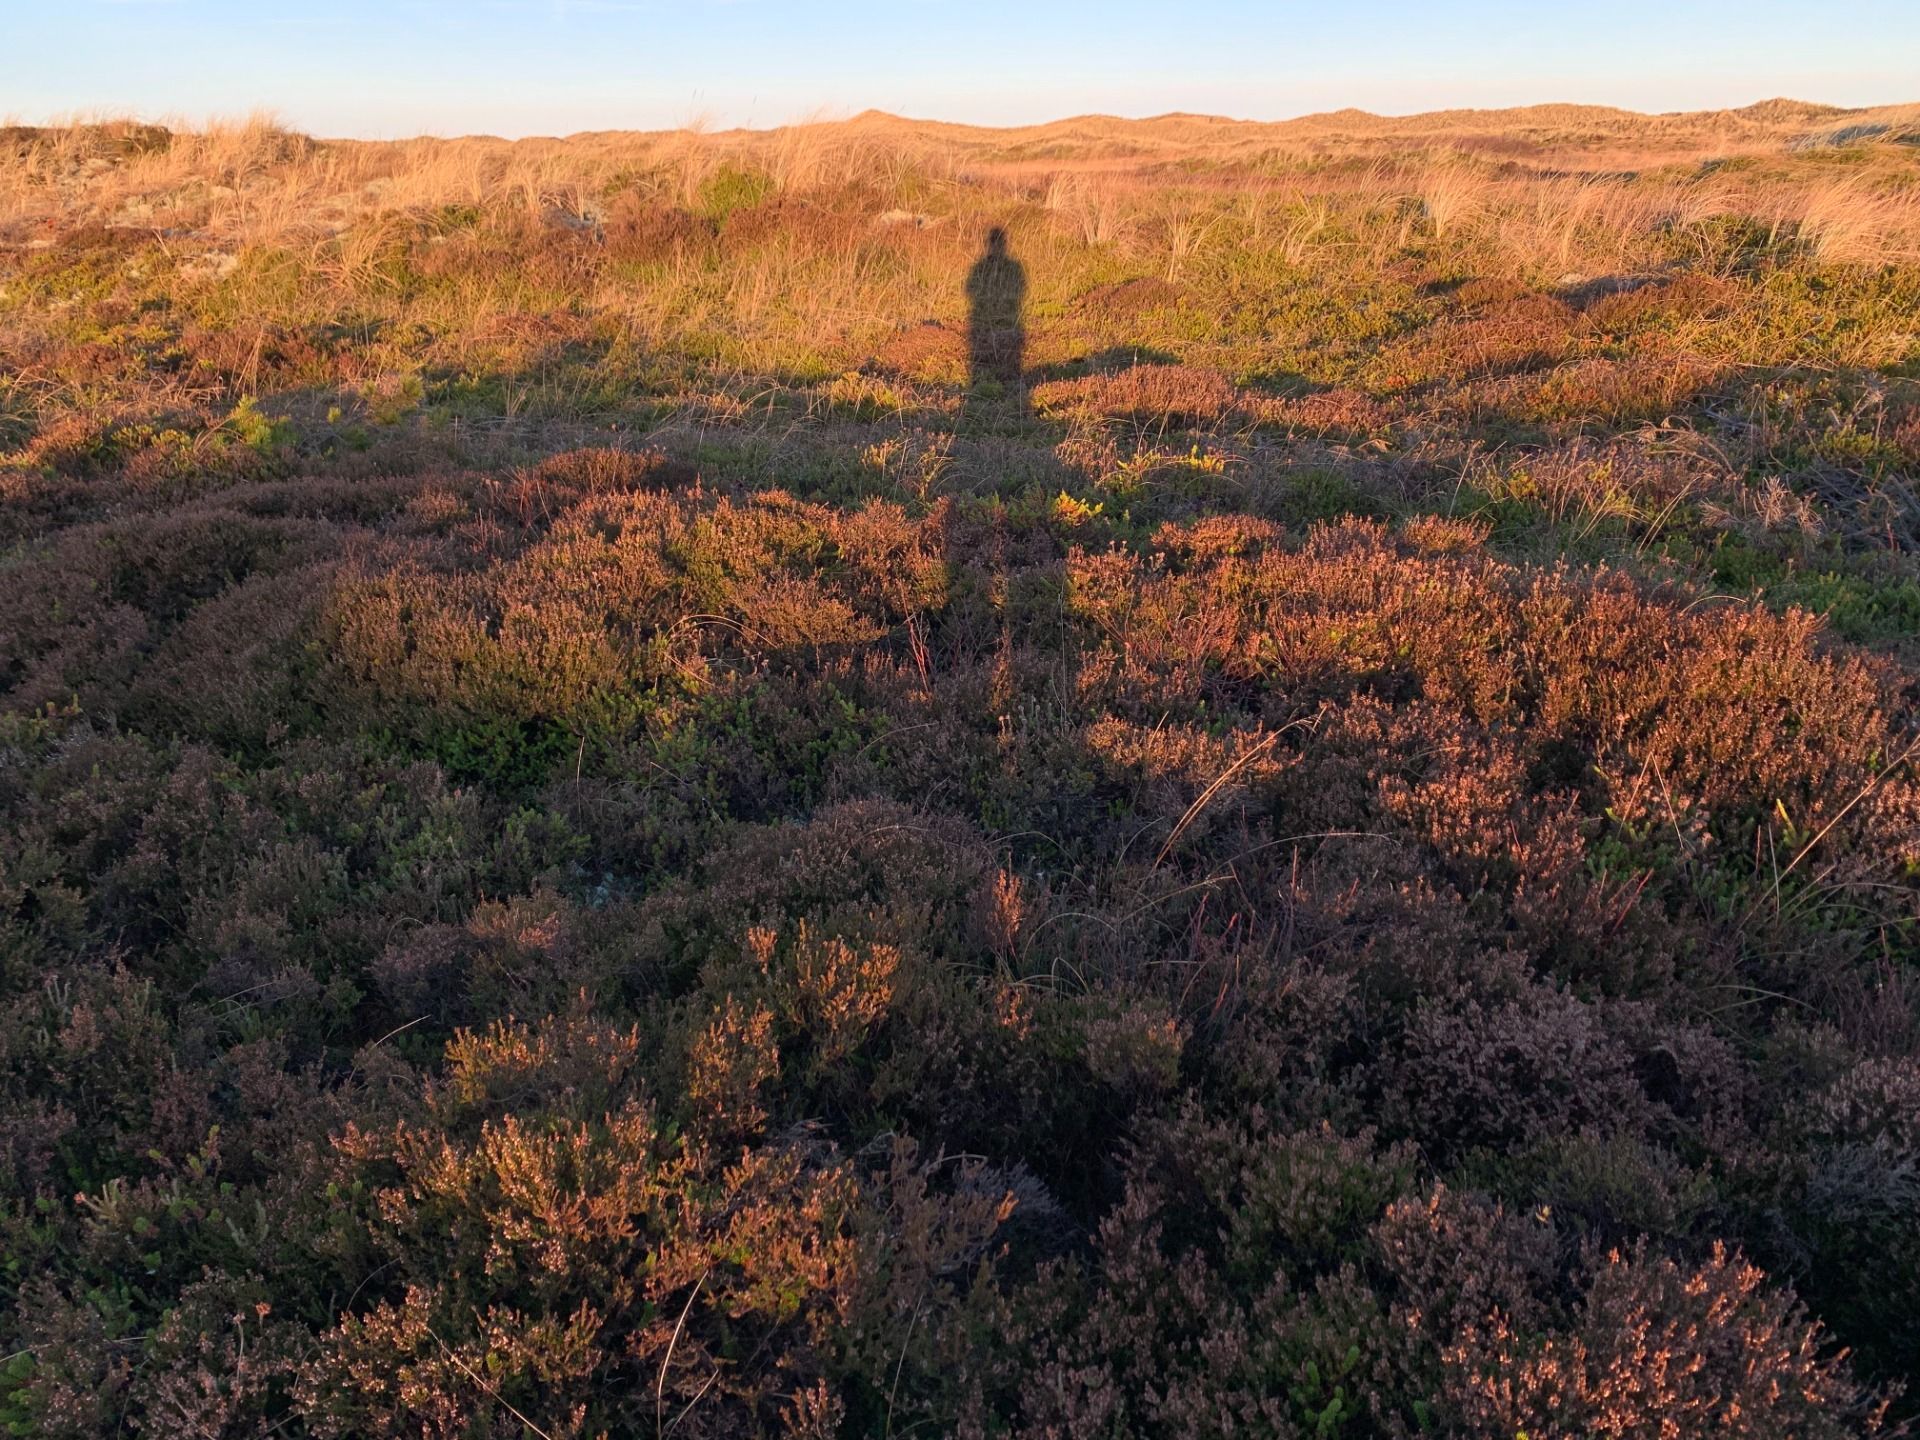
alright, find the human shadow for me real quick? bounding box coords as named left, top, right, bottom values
left=966, top=227, right=1027, bottom=396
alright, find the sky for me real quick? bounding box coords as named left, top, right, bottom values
left=5, top=0, right=1918, bottom=139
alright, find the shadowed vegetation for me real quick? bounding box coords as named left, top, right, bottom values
left=2, top=100, right=1919, bottom=1437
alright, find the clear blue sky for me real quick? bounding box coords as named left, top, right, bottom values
left=6, top=0, right=1916, bottom=139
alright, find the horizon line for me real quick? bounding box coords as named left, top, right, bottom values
left=16, top=93, right=1920, bottom=145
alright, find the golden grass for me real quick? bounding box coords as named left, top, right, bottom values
left=6, top=97, right=1919, bottom=268
left=1791, top=175, right=1920, bottom=266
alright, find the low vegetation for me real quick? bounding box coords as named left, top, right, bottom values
left=1, top=99, right=1918, bottom=1437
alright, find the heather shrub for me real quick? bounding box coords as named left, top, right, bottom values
left=123, top=566, right=330, bottom=752
left=1438, top=1242, right=1893, bottom=1439
left=371, top=889, right=632, bottom=1029
left=1388, top=987, right=1652, bottom=1154
left=1786, top=1057, right=1920, bottom=1384
left=1382, top=292, right=1579, bottom=384
left=1032, top=363, right=1237, bottom=427
left=1372, top=1184, right=1557, bottom=1343
left=124, top=1270, right=310, bottom=1437
left=629, top=800, right=989, bottom=977
left=302, top=1010, right=1016, bottom=1440
left=319, top=483, right=946, bottom=785
left=958, top=1115, right=1417, bottom=1440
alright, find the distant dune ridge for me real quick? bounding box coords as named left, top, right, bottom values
left=5, top=94, right=1917, bottom=258
left=10, top=94, right=1920, bottom=161
left=584, top=96, right=1920, bottom=159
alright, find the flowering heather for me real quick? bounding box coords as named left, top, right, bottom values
left=1, top=105, right=1918, bottom=1436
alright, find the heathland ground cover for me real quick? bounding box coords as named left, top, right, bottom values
left=2, top=99, right=1919, bottom=1436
